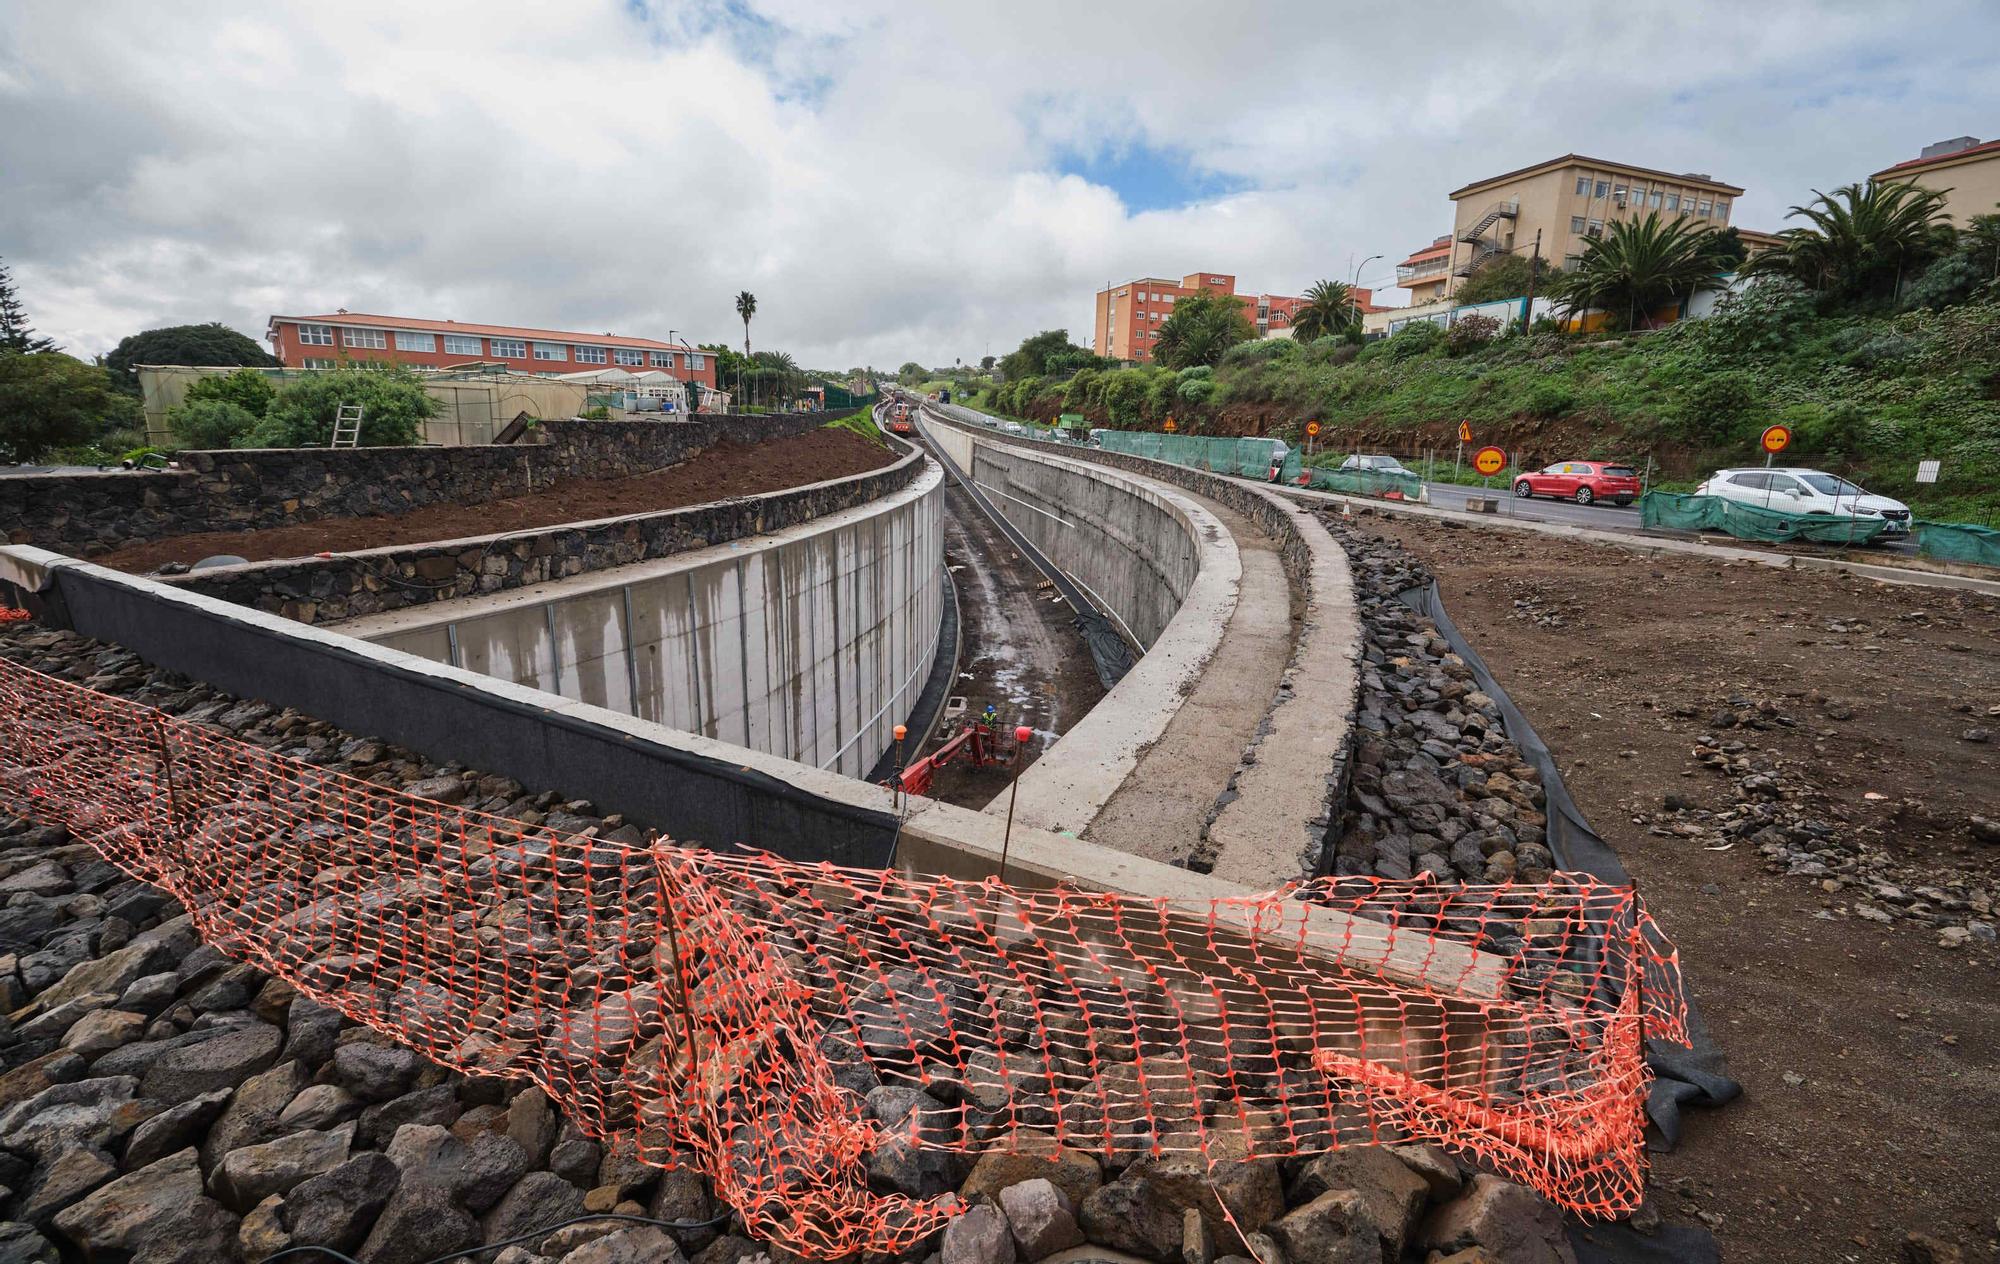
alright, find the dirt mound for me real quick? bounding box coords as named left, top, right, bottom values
left=97, top=426, right=897, bottom=573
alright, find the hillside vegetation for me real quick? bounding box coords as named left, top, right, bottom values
left=972, top=287, right=2000, bottom=524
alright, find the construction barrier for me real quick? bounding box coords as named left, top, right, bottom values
left=0, top=648, right=1689, bottom=1257
left=1090, top=430, right=1428, bottom=501
left=1913, top=519, right=2000, bottom=567
left=1640, top=490, right=1891, bottom=546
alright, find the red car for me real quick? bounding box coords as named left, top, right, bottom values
left=1513, top=460, right=1641, bottom=506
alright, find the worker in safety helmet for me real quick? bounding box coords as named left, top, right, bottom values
left=980, top=703, right=999, bottom=730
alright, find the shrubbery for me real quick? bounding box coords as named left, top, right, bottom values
left=241, top=366, right=438, bottom=448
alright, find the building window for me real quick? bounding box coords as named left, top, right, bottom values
left=1586, top=219, right=1604, bottom=236
left=613, top=348, right=643, bottom=366
left=687, top=353, right=705, bottom=370
left=1665, top=193, right=1680, bottom=211
left=1612, top=184, right=1628, bottom=200
left=394, top=331, right=435, bottom=352
left=342, top=327, right=387, bottom=349
left=1570, top=216, right=1587, bottom=233
left=1695, top=200, right=1712, bottom=216
left=1714, top=200, right=1729, bottom=221
left=1563, top=255, right=1582, bottom=270
left=301, top=358, right=335, bottom=370
left=1650, top=190, right=1664, bottom=209
left=298, top=324, right=333, bottom=346
left=490, top=339, right=526, bottom=359
left=1594, top=180, right=1609, bottom=198
left=648, top=351, right=674, bottom=368
left=574, top=346, right=607, bottom=364
left=1574, top=175, right=1590, bottom=196
left=533, top=342, right=567, bottom=361
left=443, top=334, right=482, bottom=356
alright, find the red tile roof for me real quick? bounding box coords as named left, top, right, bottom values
left=1875, top=137, right=2000, bottom=175
left=1399, top=243, right=1452, bottom=266
left=268, top=312, right=696, bottom=352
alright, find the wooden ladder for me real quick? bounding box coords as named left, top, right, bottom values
left=330, top=404, right=364, bottom=449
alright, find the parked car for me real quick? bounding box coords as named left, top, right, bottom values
left=1338, top=455, right=1415, bottom=476
left=1513, top=460, right=1642, bottom=506
left=1692, top=468, right=1912, bottom=534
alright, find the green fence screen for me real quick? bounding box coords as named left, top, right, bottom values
left=1091, top=431, right=1426, bottom=499
left=1913, top=520, right=2000, bottom=567
left=1640, top=492, right=1890, bottom=545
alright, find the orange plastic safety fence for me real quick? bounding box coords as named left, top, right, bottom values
left=0, top=654, right=1690, bottom=1256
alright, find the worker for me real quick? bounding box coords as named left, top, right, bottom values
left=980, top=703, right=999, bottom=731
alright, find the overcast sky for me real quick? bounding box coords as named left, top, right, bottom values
left=4, top=1, right=1996, bottom=370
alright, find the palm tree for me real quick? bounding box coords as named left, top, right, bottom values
left=734, top=291, right=757, bottom=408
left=1552, top=212, right=1739, bottom=330
left=1288, top=279, right=1362, bottom=343
left=1743, top=181, right=1953, bottom=305
left=1152, top=289, right=1255, bottom=369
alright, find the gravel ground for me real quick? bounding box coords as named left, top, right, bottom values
left=0, top=616, right=1591, bottom=1264
left=1340, top=508, right=1999, bottom=1264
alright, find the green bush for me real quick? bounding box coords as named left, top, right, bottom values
left=181, top=367, right=276, bottom=417
left=1522, top=378, right=1576, bottom=418
left=168, top=398, right=260, bottom=449
left=1385, top=322, right=1446, bottom=361
left=241, top=365, right=437, bottom=448
left=1177, top=377, right=1216, bottom=405
left=1671, top=369, right=1760, bottom=442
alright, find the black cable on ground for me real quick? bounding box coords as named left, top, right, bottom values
left=262, top=1210, right=735, bottom=1264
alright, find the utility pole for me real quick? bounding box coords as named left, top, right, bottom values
left=1520, top=230, right=1543, bottom=331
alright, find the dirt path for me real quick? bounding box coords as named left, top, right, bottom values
left=97, top=427, right=897, bottom=572
left=1360, top=510, right=1999, bottom=1263
left=1083, top=494, right=1295, bottom=870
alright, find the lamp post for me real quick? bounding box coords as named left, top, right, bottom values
left=1349, top=254, right=1382, bottom=331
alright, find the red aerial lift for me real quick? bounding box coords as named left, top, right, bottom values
left=890, top=722, right=1029, bottom=797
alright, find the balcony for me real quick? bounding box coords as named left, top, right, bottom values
left=1397, top=257, right=1450, bottom=286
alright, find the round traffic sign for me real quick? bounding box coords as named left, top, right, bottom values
left=1472, top=446, right=1507, bottom=476
left=1305, top=420, right=1321, bottom=438
left=1760, top=424, right=1791, bottom=454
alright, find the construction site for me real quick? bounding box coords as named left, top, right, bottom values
left=1, top=398, right=1994, bottom=1264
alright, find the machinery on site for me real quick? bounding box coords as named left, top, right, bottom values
left=888, top=719, right=1029, bottom=797
left=886, top=401, right=915, bottom=435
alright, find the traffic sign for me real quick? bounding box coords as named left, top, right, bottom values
left=1760, top=424, right=1791, bottom=454
left=1305, top=420, right=1321, bottom=438
left=1472, top=446, right=1507, bottom=477
left=1458, top=420, right=1473, bottom=443
left=1163, top=418, right=1177, bottom=433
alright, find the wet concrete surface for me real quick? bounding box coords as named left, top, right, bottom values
left=919, top=475, right=1108, bottom=808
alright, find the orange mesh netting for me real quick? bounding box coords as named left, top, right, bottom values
left=0, top=651, right=1689, bottom=1256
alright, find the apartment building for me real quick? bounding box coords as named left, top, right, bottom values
left=1395, top=155, right=1744, bottom=301
left=1872, top=135, right=2000, bottom=226
left=264, top=311, right=718, bottom=388
left=1091, top=272, right=1380, bottom=362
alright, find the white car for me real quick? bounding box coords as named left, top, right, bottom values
left=1339, top=454, right=1415, bottom=476
left=1693, top=468, right=1911, bottom=535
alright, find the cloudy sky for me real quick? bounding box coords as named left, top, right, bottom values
left=4, top=1, right=1996, bottom=370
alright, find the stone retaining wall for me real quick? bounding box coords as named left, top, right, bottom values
left=164, top=439, right=925, bottom=625
left=0, top=414, right=824, bottom=556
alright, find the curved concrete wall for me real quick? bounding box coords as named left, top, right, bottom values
left=340, top=461, right=945, bottom=781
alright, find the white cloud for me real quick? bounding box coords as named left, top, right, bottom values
left=2, top=0, right=1997, bottom=368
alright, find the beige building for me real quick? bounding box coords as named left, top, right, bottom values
left=1408, top=155, right=1745, bottom=299
left=1871, top=136, right=2000, bottom=226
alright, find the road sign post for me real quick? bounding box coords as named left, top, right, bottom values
left=1759, top=425, right=1791, bottom=508
left=1456, top=420, right=1471, bottom=476
left=1305, top=419, right=1320, bottom=465
left=1472, top=445, right=1506, bottom=503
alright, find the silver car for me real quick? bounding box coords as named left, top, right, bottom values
left=1693, top=468, right=1912, bottom=534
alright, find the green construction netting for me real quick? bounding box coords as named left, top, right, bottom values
left=1092, top=430, right=1425, bottom=499
left=1640, top=492, right=1890, bottom=545
left=1914, top=520, right=2000, bottom=567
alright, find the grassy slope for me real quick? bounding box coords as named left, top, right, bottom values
left=1002, top=294, right=2000, bottom=525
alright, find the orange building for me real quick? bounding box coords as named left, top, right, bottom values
left=264, top=311, right=718, bottom=389
left=1091, top=271, right=1381, bottom=362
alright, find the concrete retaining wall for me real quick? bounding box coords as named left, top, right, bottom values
left=166, top=439, right=924, bottom=625
left=925, top=405, right=1362, bottom=881
left=337, top=462, right=946, bottom=781
left=0, top=414, right=824, bottom=555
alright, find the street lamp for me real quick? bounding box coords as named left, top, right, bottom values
left=1349, top=254, right=1382, bottom=329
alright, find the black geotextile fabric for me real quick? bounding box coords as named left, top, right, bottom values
left=1400, top=582, right=1741, bottom=1263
